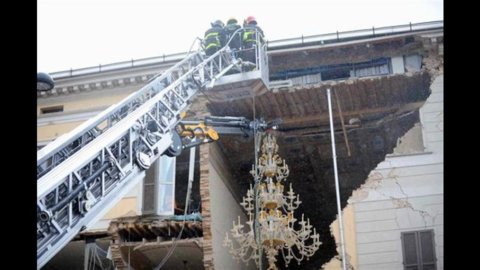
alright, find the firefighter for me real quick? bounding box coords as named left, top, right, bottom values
left=242, top=16, right=264, bottom=69
left=203, top=20, right=225, bottom=57
left=224, top=17, right=242, bottom=54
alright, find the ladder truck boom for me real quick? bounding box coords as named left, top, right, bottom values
left=37, top=29, right=267, bottom=269
left=37, top=51, right=203, bottom=179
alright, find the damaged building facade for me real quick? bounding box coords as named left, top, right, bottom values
left=37, top=21, right=443, bottom=269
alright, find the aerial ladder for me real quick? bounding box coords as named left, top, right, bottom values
left=37, top=29, right=268, bottom=268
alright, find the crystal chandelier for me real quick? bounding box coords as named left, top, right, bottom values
left=224, top=134, right=321, bottom=269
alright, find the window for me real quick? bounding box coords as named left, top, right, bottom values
left=40, top=105, right=64, bottom=114
left=320, top=66, right=351, bottom=81
left=401, top=230, right=437, bottom=270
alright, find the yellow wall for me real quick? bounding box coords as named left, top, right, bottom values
left=323, top=204, right=358, bottom=270
left=37, top=86, right=136, bottom=116
left=38, top=86, right=143, bottom=230
left=102, top=197, right=138, bottom=220
left=37, top=86, right=138, bottom=141
left=38, top=121, right=84, bottom=142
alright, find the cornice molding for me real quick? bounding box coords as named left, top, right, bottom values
left=37, top=73, right=157, bottom=98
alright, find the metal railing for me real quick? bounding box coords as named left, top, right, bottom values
left=47, top=20, right=442, bottom=80
left=266, top=20, right=443, bottom=48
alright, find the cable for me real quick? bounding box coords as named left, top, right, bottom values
left=95, top=243, right=108, bottom=257
left=128, top=228, right=131, bottom=270
left=154, top=146, right=196, bottom=270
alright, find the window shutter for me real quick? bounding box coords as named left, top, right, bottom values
left=402, top=232, right=418, bottom=265
left=420, top=231, right=436, bottom=269
left=401, top=230, right=436, bottom=270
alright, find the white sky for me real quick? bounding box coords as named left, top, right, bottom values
left=38, top=0, right=443, bottom=73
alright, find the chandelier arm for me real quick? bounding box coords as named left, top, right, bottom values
left=280, top=247, right=292, bottom=267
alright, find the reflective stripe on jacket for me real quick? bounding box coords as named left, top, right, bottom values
left=243, top=25, right=257, bottom=43
left=242, top=24, right=264, bottom=46
left=204, top=26, right=224, bottom=50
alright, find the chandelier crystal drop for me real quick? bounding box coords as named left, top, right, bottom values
left=224, top=134, right=321, bottom=270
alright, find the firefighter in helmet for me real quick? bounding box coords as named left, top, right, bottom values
left=203, top=20, right=226, bottom=56
left=241, top=16, right=264, bottom=69
left=224, top=17, right=242, bottom=53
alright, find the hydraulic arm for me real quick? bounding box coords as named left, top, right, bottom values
left=177, top=116, right=274, bottom=149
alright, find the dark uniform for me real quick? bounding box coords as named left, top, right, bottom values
left=242, top=20, right=264, bottom=68
left=203, top=21, right=225, bottom=56
left=224, top=19, right=242, bottom=52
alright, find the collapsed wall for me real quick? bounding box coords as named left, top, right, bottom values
left=323, top=72, right=443, bottom=269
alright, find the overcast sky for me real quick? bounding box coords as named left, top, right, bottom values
left=38, top=0, right=443, bottom=73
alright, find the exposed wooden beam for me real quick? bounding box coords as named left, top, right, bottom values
left=280, top=105, right=402, bottom=128
left=333, top=88, right=351, bottom=157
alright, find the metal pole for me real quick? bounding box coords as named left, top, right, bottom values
left=255, top=30, right=259, bottom=68
left=253, top=95, right=263, bottom=270
left=327, top=88, right=348, bottom=270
